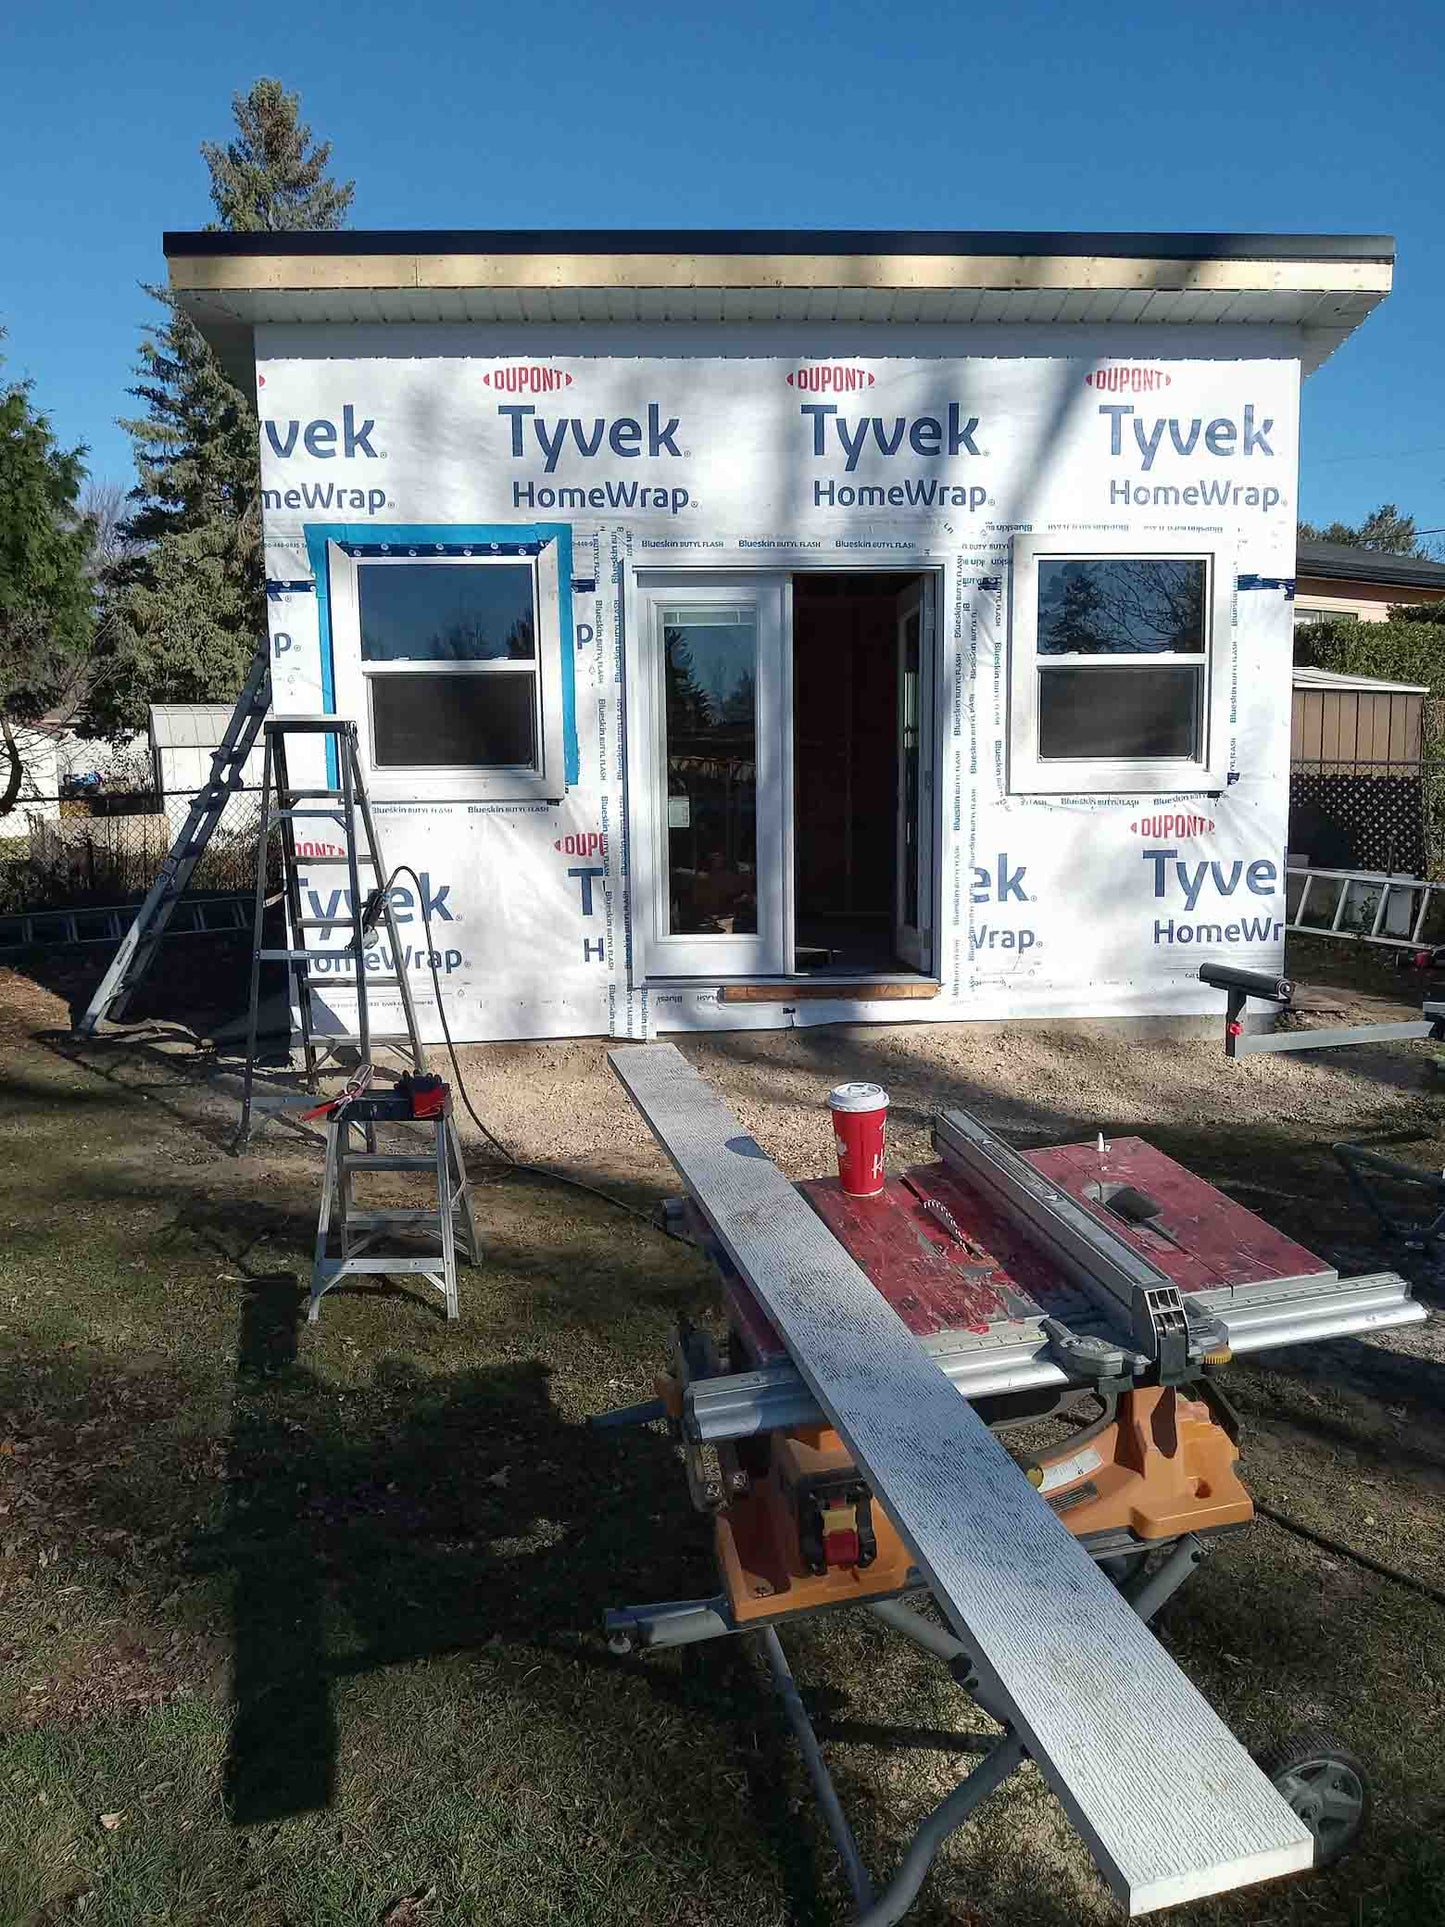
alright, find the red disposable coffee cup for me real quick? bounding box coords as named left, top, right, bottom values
left=828, top=1082, right=890, bottom=1198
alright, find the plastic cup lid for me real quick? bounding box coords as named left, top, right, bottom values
left=827, top=1081, right=889, bottom=1113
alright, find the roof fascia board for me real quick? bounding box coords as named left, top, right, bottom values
left=169, top=249, right=1392, bottom=298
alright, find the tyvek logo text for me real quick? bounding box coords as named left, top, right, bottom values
left=1144, top=846, right=1283, bottom=947
left=500, top=402, right=691, bottom=516
left=970, top=852, right=1037, bottom=955
left=262, top=405, right=378, bottom=460
left=1100, top=403, right=1274, bottom=473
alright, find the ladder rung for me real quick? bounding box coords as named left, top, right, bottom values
left=297, top=917, right=364, bottom=929
left=272, top=807, right=347, bottom=820
left=341, top=1154, right=438, bottom=1172
left=266, top=717, right=358, bottom=735
left=309, top=1032, right=418, bottom=1046
left=300, top=971, right=405, bottom=987
left=299, top=854, right=378, bottom=865
left=260, top=948, right=360, bottom=962
left=284, top=789, right=347, bottom=799
left=342, top=1209, right=454, bottom=1229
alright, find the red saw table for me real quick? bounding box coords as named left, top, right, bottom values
left=731, top=1138, right=1338, bottom=1364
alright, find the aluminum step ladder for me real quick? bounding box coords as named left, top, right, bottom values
left=75, top=636, right=271, bottom=1035
left=310, top=1092, right=477, bottom=1322
left=236, top=716, right=427, bottom=1149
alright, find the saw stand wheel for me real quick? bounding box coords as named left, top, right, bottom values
left=1257, top=1731, right=1371, bottom=1866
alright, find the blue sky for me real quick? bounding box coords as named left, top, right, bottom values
left=3, top=0, right=1443, bottom=542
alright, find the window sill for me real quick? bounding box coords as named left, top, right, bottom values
left=1008, top=762, right=1223, bottom=798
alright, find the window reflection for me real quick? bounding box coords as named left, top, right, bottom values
left=664, top=608, right=758, bottom=936
left=358, top=562, right=536, bottom=662
left=1037, top=559, right=1205, bottom=656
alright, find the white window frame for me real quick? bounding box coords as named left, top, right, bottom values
left=327, top=542, right=566, bottom=801
left=1007, top=535, right=1232, bottom=795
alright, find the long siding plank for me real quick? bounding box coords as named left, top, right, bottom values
left=611, top=1044, right=1313, bottom=1916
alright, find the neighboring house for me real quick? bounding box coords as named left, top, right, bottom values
left=1294, top=541, right=1445, bottom=630
left=1289, top=665, right=1430, bottom=876
left=0, top=719, right=147, bottom=827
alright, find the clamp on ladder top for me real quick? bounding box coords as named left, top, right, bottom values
left=236, top=714, right=429, bottom=1148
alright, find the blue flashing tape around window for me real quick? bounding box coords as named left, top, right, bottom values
left=1237, top=574, right=1296, bottom=597
left=266, top=579, right=315, bottom=597
left=301, top=522, right=578, bottom=793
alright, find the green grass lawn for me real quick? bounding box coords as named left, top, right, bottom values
left=2, top=971, right=1444, bottom=1926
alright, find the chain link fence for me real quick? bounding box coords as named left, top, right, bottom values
left=0, top=788, right=264, bottom=919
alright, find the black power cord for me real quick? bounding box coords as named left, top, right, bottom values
left=375, top=866, right=681, bottom=1240
left=1252, top=1499, right=1445, bottom=1612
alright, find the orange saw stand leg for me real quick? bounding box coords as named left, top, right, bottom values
left=1029, top=1384, right=1254, bottom=1540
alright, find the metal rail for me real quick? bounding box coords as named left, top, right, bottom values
left=682, top=1272, right=1423, bottom=1444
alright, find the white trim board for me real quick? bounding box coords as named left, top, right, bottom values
left=609, top=1043, right=1313, bottom=1916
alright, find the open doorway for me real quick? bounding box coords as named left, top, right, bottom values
left=629, top=565, right=937, bottom=985
left=792, top=572, right=934, bottom=978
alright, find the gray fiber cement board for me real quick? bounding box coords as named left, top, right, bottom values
left=610, top=1043, right=1313, bottom=1916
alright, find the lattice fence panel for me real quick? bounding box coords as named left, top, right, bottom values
left=1289, top=765, right=1427, bottom=876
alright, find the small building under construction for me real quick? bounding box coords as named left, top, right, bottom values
left=162, top=226, right=1394, bottom=1042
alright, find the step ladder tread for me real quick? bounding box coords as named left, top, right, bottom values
left=341, top=1208, right=466, bottom=1228
left=308, top=1032, right=420, bottom=1046
left=316, top=1256, right=448, bottom=1277
left=341, top=1153, right=439, bottom=1171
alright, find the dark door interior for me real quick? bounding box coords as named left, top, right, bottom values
left=792, top=573, right=918, bottom=973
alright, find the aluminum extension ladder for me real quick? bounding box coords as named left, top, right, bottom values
left=75, top=636, right=271, bottom=1035
left=1289, top=862, right=1445, bottom=952
left=311, top=1095, right=477, bottom=1323
left=236, top=716, right=427, bottom=1148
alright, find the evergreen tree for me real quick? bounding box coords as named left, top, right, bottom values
left=1298, top=503, right=1426, bottom=557
left=85, top=81, right=352, bottom=735
left=200, top=78, right=354, bottom=233
left=0, top=338, right=95, bottom=813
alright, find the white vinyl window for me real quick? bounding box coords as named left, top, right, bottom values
left=1008, top=536, right=1231, bottom=793
left=328, top=544, right=566, bottom=800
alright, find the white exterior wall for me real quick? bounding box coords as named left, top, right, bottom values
left=254, top=322, right=1301, bottom=1044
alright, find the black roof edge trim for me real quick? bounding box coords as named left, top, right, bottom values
left=162, top=227, right=1397, bottom=264
left=1297, top=543, right=1445, bottom=589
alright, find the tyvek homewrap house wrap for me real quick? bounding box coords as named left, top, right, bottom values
left=166, top=229, right=1393, bottom=1044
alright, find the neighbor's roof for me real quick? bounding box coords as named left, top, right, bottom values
left=1296, top=540, right=1445, bottom=592
left=163, top=227, right=1394, bottom=389
left=1292, top=665, right=1429, bottom=696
